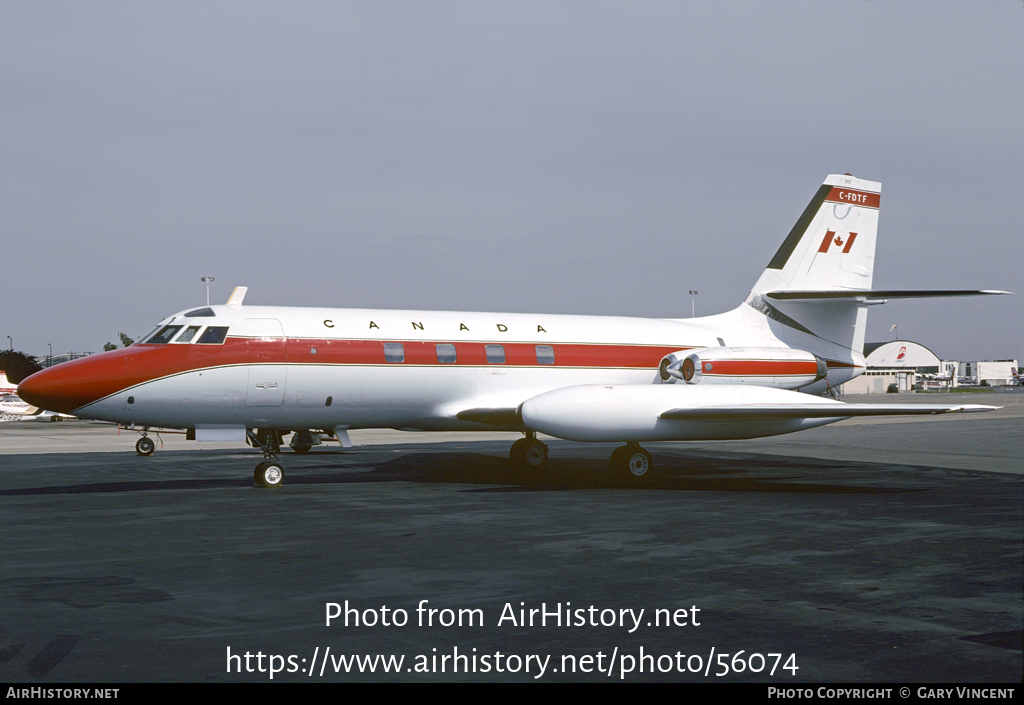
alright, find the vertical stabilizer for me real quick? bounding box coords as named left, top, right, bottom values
left=752, top=174, right=881, bottom=296
left=744, top=174, right=882, bottom=373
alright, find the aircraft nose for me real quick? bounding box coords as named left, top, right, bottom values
left=18, top=351, right=128, bottom=415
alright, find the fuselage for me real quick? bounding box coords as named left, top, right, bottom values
left=17, top=302, right=864, bottom=433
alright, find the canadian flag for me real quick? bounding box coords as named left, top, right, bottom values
left=817, top=230, right=858, bottom=254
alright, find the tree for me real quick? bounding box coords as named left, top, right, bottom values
left=0, top=351, right=43, bottom=384
left=104, top=332, right=135, bottom=351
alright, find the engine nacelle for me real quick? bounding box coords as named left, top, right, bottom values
left=520, top=384, right=843, bottom=442
left=659, top=347, right=827, bottom=390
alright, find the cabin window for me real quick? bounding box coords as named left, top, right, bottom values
left=485, top=344, right=505, bottom=364
left=196, top=326, right=229, bottom=345
left=384, top=342, right=405, bottom=363
left=436, top=343, right=457, bottom=364
left=173, top=325, right=203, bottom=343
left=535, top=345, right=555, bottom=365
left=147, top=325, right=183, bottom=345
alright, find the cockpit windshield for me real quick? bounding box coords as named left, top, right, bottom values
left=172, top=325, right=202, bottom=343
left=146, top=325, right=183, bottom=345
left=137, top=320, right=230, bottom=345
left=135, top=326, right=162, bottom=344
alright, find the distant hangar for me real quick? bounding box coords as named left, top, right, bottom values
left=840, top=340, right=1019, bottom=393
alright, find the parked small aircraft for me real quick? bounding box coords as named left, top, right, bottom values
left=18, top=174, right=1009, bottom=486
left=0, top=394, right=68, bottom=422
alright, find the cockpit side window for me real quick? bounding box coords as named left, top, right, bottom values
left=196, top=326, right=229, bottom=344
left=147, top=325, right=183, bottom=345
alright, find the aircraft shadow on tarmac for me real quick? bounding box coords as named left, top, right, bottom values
left=0, top=449, right=920, bottom=496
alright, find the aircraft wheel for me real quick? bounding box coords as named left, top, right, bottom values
left=255, top=461, right=284, bottom=488
left=509, top=438, right=528, bottom=465
left=510, top=438, right=548, bottom=470
left=136, top=437, right=155, bottom=456
left=625, top=447, right=653, bottom=478
left=610, top=445, right=652, bottom=478
left=522, top=440, right=548, bottom=468
left=609, top=446, right=628, bottom=472
left=290, top=430, right=315, bottom=453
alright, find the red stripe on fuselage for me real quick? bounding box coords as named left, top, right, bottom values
left=700, top=360, right=820, bottom=377
left=18, top=338, right=690, bottom=413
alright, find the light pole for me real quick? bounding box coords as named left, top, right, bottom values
left=6, top=336, right=10, bottom=351
left=201, top=276, right=215, bottom=306
left=48, top=343, right=52, bottom=367
left=689, top=290, right=698, bottom=318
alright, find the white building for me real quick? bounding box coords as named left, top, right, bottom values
left=960, top=360, right=1019, bottom=386
left=839, top=340, right=944, bottom=394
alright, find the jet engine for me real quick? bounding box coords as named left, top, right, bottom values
left=659, top=347, right=827, bottom=390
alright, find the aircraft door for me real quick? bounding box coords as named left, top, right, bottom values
left=244, top=318, right=287, bottom=407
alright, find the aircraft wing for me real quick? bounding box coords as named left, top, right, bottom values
left=659, top=403, right=999, bottom=420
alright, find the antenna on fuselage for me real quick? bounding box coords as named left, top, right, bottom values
left=226, top=286, right=248, bottom=306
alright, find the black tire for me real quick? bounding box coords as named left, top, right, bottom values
left=522, top=440, right=548, bottom=468
left=255, top=461, right=284, bottom=488
left=291, top=430, right=315, bottom=453
left=509, top=438, right=528, bottom=465
left=510, top=439, right=548, bottom=470
left=136, top=437, right=155, bottom=456
left=609, top=445, right=628, bottom=473
left=610, top=445, right=652, bottom=478
left=625, top=448, right=652, bottom=478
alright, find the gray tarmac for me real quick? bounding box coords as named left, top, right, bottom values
left=1, top=390, right=1021, bottom=683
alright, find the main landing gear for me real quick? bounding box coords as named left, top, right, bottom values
left=507, top=433, right=654, bottom=479
left=509, top=431, right=549, bottom=471
left=249, top=428, right=285, bottom=488
left=610, top=443, right=653, bottom=478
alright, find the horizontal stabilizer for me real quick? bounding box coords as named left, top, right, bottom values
left=659, top=403, right=999, bottom=420
left=765, top=289, right=1012, bottom=302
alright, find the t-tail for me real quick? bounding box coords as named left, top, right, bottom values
left=742, top=174, right=1010, bottom=386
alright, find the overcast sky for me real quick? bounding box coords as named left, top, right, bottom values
left=2, top=1, right=1020, bottom=362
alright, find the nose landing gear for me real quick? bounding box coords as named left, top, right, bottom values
left=249, top=428, right=285, bottom=488
left=135, top=434, right=155, bottom=456
left=254, top=460, right=285, bottom=487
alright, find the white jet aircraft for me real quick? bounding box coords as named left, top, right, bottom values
left=917, top=365, right=958, bottom=386
left=18, top=174, right=1010, bottom=486
left=0, top=394, right=68, bottom=422
left=0, top=371, right=16, bottom=397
